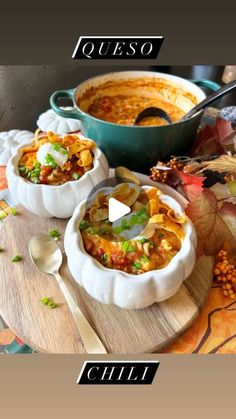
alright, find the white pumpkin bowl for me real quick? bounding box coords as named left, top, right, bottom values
left=6, top=138, right=109, bottom=218
left=64, top=186, right=197, bottom=309
left=0, top=129, right=34, bottom=165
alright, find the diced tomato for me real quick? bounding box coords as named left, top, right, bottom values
left=39, top=166, right=53, bottom=184
left=111, top=252, right=129, bottom=267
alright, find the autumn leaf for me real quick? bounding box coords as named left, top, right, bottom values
left=197, top=155, right=236, bottom=175
left=185, top=189, right=236, bottom=257
left=177, top=171, right=206, bottom=201
left=216, top=117, right=234, bottom=142
left=190, top=118, right=236, bottom=156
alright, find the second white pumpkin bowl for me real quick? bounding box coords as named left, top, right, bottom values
left=64, top=186, right=197, bottom=309
left=6, top=138, right=109, bottom=218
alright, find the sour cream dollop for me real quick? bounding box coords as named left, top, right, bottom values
left=36, top=142, right=68, bottom=168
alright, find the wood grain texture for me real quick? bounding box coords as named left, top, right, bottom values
left=0, top=206, right=213, bottom=353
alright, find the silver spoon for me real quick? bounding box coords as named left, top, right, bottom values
left=29, top=234, right=107, bottom=354
left=134, top=79, right=236, bottom=125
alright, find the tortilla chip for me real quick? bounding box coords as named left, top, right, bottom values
left=111, top=183, right=140, bottom=206
left=149, top=214, right=165, bottom=224
left=147, top=188, right=162, bottom=200
left=167, top=209, right=186, bottom=224
left=95, top=192, right=107, bottom=208
left=47, top=131, right=61, bottom=143
left=147, top=198, right=160, bottom=216
left=77, top=149, right=93, bottom=167
left=89, top=206, right=108, bottom=222
left=153, top=214, right=184, bottom=240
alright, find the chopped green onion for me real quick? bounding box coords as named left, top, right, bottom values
left=141, top=255, right=149, bottom=264
left=0, top=247, right=4, bottom=253
left=79, top=220, right=109, bottom=235
left=40, top=297, right=58, bottom=309
left=85, top=227, right=96, bottom=235
left=79, top=220, right=90, bottom=231
left=45, top=153, right=58, bottom=169
left=53, top=143, right=68, bottom=155
left=133, top=262, right=141, bottom=270
left=113, top=208, right=149, bottom=235
left=49, top=229, right=60, bottom=239
left=72, top=173, right=81, bottom=180
left=11, top=255, right=22, bottom=262
left=140, top=238, right=149, bottom=244
left=121, top=241, right=135, bottom=254
left=27, top=160, right=41, bottom=183
left=101, top=253, right=108, bottom=262
left=120, top=241, right=130, bottom=254
left=48, top=300, right=58, bottom=309
left=159, top=232, right=165, bottom=238
left=18, top=165, right=27, bottom=174
left=86, top=226, right=109, bottom=235
left=40, top=297, right=50, bottom=305
left=31, top=177, right=41, bottom=184
left=11, top=207, right=18, bottom=216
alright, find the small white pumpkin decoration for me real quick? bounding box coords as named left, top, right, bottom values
left=64, top=186, right=197, bottom=309
left=37, top=108, right=81, bottom=134
left=6, top=137, right=109, bottom=219
left=0, top=130, right=34, bottom=165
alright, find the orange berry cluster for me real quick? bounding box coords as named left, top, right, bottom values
left=214, top=250, right=236, bottom=299
left=150, top=157, right=185, bottom=183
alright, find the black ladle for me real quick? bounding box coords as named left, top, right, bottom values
left=134, top=79, right=236, bottom=125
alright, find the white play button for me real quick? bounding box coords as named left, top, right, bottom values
left=108, top=197, right=131, bottom=222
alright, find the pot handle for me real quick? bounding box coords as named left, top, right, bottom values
left=190, top=79, right=221, bottom=92
left=50, top=89, right=84, bottom=120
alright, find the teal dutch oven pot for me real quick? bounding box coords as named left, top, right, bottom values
left=50, top=71, right=220, bottom=170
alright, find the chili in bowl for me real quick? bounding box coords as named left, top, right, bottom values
left=6, top=130, right=109, bottom=218
left=18, top=130, right=95, bottom=186
left=64, top=183, right=197, bottom=309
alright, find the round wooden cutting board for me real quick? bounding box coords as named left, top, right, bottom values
left=0, top=206, right=213, bottom=354
left=0, top=174, right=213, bottom=353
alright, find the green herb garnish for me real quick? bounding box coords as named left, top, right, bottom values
left=72, top=173, right=81, bottom=180
left=40, top=297, right=58, bottom=309
left=79, top=220, right=90, bottom=231
left=0, top=247, right=4, bottom=253
left=140, top=238, right=149, bottom=244
left=113, top=208, right=149, bottom=235
left=133, top=262, right=141, bottom=270
left=18, top=164, right=27, bottom=174
left=45, top=153, right=58, bottom=169
left=48, top=300, right=58, bottom=309
left=53, top=143, right=68, bottom=155
left=27, top=160, right=41, bottom=183
left=141, top=255, right=149, bottom=264
left=120, top=241, right=136, bottom=254
left=86, top=226, right=109, bottom=235
left=79, top=220, right=109, bottom=235
left=11, top=255, right=22, bottom=262
left=49, top=229, right=60, bottom=239
left=159, top=232, right=165, bottom=238
left=101, top=253, right=108, bottom=262
left=11, top=207, right=18, bottom=216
